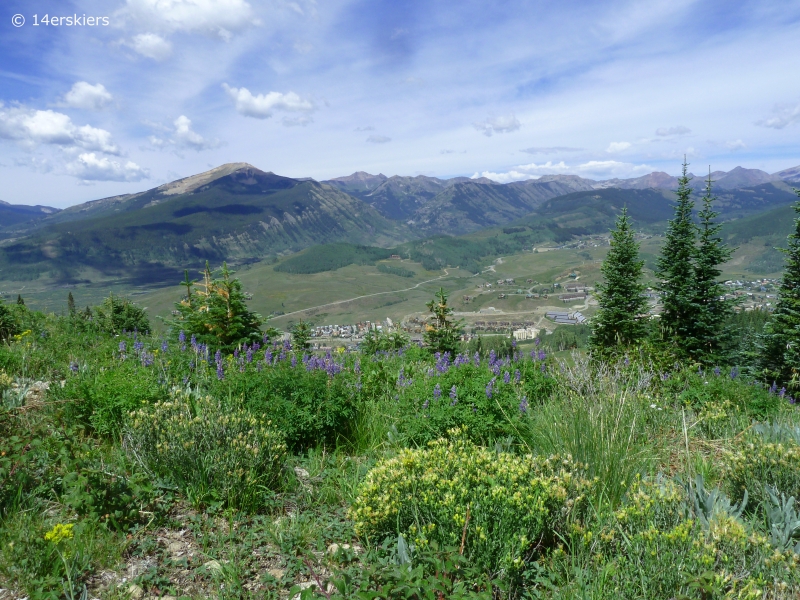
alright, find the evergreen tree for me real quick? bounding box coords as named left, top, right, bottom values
left=67, top=292, right=76, bottom=316
left=656, top=159, right=697, bottom=352
left=94, top=294, right=150, bottom=335
left=16, top=295, right=24, bottom=306
left=0, top=296, right=18, bottom=342
left=423, top=287, right=464, bottom=356
left=291, top=319, right=312, bottom=351
left=589, top=208, right=649, bottom=354
left=171, top=262, right=263, bottom=352
left=688, top=171, right=735, bottom=363
left=761, top=191, right=800, bottom=387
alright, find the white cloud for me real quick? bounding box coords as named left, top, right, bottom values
left=149, top=115, right=220, bottom=150
left=354, top=125, right=375, bottom=132
left=62, top=82, right=114, bottom=110
left=606, top=141, right=632, bottom=153
left=366, top=134, right=391, bottom=144
left=67, top=153, right=149, bottom=181
left=514, top=161, right=571, bottom=174
left=756, top=101, right=800, bottom=129
left=655, top=125, right=691, bottom=136
left=473, top=114, right=521, bottom=137
left=222, top=84, right=315, bottom=119
left=0, top=105, right=119, bottom=154
left=471, top=170, right=536, bottom=183
left=125, top=33, right=173, bottom=60
left=576, top=160, right=652, bottom=177
left=119, top=0, right=257, bottom=39
left=726, top=139, right=746, bottom=151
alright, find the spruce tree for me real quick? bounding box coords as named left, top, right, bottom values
left=761, top=191, right=800, bottom=387
left=171, top=262, right=263, bottom=352
left=656, top=159, right=697, bottom=352
left=291, top=320, right=312, bottom=351
left=67, top=292, right=76, bottom=316
left=688, top=170, right=734, bottom=363
left=589, top=208, right=649, bottom=354
left=16, top=295, right=24, bottom=306
left=423, top=287, right=464, bottom=356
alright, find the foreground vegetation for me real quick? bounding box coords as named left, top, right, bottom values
left=2, top=300, right=800, bottom=599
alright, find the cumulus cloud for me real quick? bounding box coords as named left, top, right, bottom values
left=62, top=82, right=114, bottom=110
left=726, top=139, right=746, bottom=151
left=150, top=115, right=220, bottom=150
left=520, top=146, right=583, bottom=154
left=67, top=153, right=149, bottom=181
left=576, top=160, right=652, bottom=177
left=366, top=134, right=391, bottom=144
left=0, top=105, right=119, bottom=154
left=606, top=141, right=632, bottom=153
left=354, top=125, right=375, bottom=132
left=756, top=101, right=800, bottom=129
left=222, top=84, right=315, bottom=119
left=471, top=170, right=536, bottom=183
left=118, top=0, right=258, bottom=40
left=655, top=125, right=691, bottom=136
left=125, top=33, right=173, bottom=60
left=514, top=161, right=571, bottom=174
left=473, top=114, right=521, bottom=137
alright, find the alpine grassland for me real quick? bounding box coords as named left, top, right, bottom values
left=2, top=188, right=800, bottom=599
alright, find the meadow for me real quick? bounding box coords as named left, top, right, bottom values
left=1, top=297, right=799, bottom=600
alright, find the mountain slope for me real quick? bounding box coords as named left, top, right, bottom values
left=0, top=164, right=407, bottom=284
left=0, top=200, right=60, bottom=231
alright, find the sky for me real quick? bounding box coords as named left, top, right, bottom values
left=1, top=0, right=799, bottom=208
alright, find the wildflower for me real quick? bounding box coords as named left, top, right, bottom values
left=265, top=349, right=273, bottom=364
left=449, top=385, right=457, bottom=405
left=624, top=356, right=630, bottom=366
left=770, top=381, right=778, bottom=394
left=434, top=384, right=442, bottom=400
left=161, top=340, right=169, bottom=353
left=503, top=371, right=510, bottom=384
left=729, top=367, right=739, bottom=379
left=661, top=372, right=670, bottom=381
left=519, top=396, right=528, bottom=413
left=44, top=523, right=74, bottom=545
left=422, top=398, right=429, bottom=410
left=216, top=363, right=224, bottom=380
left=535, top=337, right=540, bottom=346
left=515, top=369, right=521, bottom=382
left=780, top=387, right=787, bottom=398
left=540, top=363, right=546, bottom=373
left=291, top=354, right=297, bottom=368
left=713, top=366, right=721, bottom=377
left=538, top=350, right=546, bottom=361
left=179, top=330, right=186, bottom=344
left=354, top=359, right=361, bottom=374
left=474, top=352, right=480, bottom=366
left=69, top=362, right=79, bottom=373
left=119, top=341, right=127, bottom=353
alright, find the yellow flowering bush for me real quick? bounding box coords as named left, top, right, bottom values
left=726, top=435, right=800, bottom=507
left=349, top=428, right=593, bottom=576
left=0, top=370, right=11, bottom=392
left=127, top=389, right=287, bottom=511
left=44, top=523, right=74, bottom=545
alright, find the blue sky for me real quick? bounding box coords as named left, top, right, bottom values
left=1, top=0, right=799, bottom=207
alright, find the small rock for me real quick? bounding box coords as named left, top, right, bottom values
left=128, top=584, right=144, bottom=600
left=167, top=541, right=183, bottom=556
left=204, top=559, right=222, bottom=572
left=267, top=567, right=285, bottom=579
left=326, top=543, right=340, bottom=555
left=294, top=466, right=310, bottom=479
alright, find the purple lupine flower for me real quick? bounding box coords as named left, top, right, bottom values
left=770, top=381, right=778, bottom=394
left=449, top=385, right=457, bottom=402
left=179, top=330, right=186, bottom=344
left=216, top=363, right=224, bottom=380
left=291, top=354, right=297, bottom=368
left=182, top=376, right=189, bottom=385
left=730, top=367, right=739, bottom=379
left=535, top=337, right=540, bottom=346
left=540, top=363, right=546, bottom=372
left=489, top=350, right=497, bottom=365
left=190, top=334, right=197, bottom=349
left=519, top=396, right=529, bottom=413
left=133, top=341, right=144, bottom=354
left=538, top=350, right=546, bottom=361
left=512, top=339, right=517, bottom=348
left=428, top=368, right=435, bottom=378
left=789, top=396, right=796, bottom=405
left=503, top=371, right=511, bottom=384
left=234, top=349, right=239, bottom=359
left=246, top=348, right=253, bottom=363
left=433, top=384, right=442, bottom=399
left=422, top=398, right=429, bottom=410
left=278, top=350, right=286, bottom=362
left=256, top=361, right=263, bottom=372
left=780, top=387, right=787, bottom=398
left=661, top=372, right=670, bottom=381
left=474, top=352, right=481, bottom=366
left=141, top=352, right=154, bottom=367
left=713, top=366, right=721, bottom=377
left=253, top=342, right=260, bottom=352
left=624, top=356, right=630, bottom=367
left=485, top=378, right=495, bottom=399
left=283, top=339, right=292, bottom=351
left=515, top=369, right=521, bottom=382
left=530, top=349, right=537, bottom=360
left=215, top=349, right=222, bottom=363
left=119, top=341, right=127, bottom=353
left=265, top=349, right=273, bottom=364
left=492, top=364, right=501, bottom=376
left=69, top=362, right=79, bottom=373
left=160, top=340, right=168, bottom=353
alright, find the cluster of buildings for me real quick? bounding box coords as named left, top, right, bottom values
left=310, top=319, right=394, bottom=340
left=473, top=320, right=538, bottom=333
left=546, top=311, right=588, bottom=325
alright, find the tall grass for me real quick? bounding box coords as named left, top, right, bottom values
left=524, top=354, right=660, bottom=507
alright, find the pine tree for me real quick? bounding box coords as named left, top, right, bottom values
left=656, top=159, right=697, bottom=352
left=171, top=262, right=263, bottom=352
left=94, top=294, right=150, bottom=335
left=67, top=292, right=76, bottom=316
left=423, top=287, right=464, bottom=356
left=761, top=191, right=800, bottom=387
left=291, top=320, right=312, bottom=351
left=16, top=295, right=24, bottom=306
left=589, top=208, right=649, bottom=354
left=688, top=170, right=735, bottom=363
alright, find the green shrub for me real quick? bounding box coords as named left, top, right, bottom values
left=93, top=294, right=150, bottom=335
left=127, top=390, right=287, bottom=511
left=58, top=360, right=166, bottom=437
left=350, top=429, right=593, bottom=577
left=726, top=427, right=800, bottom=507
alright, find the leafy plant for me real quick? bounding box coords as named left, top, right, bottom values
left=763, top=486, right=800, bottom=553
left=93, top=293, right=150, bottom=335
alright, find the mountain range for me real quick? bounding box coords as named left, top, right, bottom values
left=0, top=162, right=797, bottom=285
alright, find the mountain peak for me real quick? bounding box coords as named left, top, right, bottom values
left=157, top=162, right=259, bottom=196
